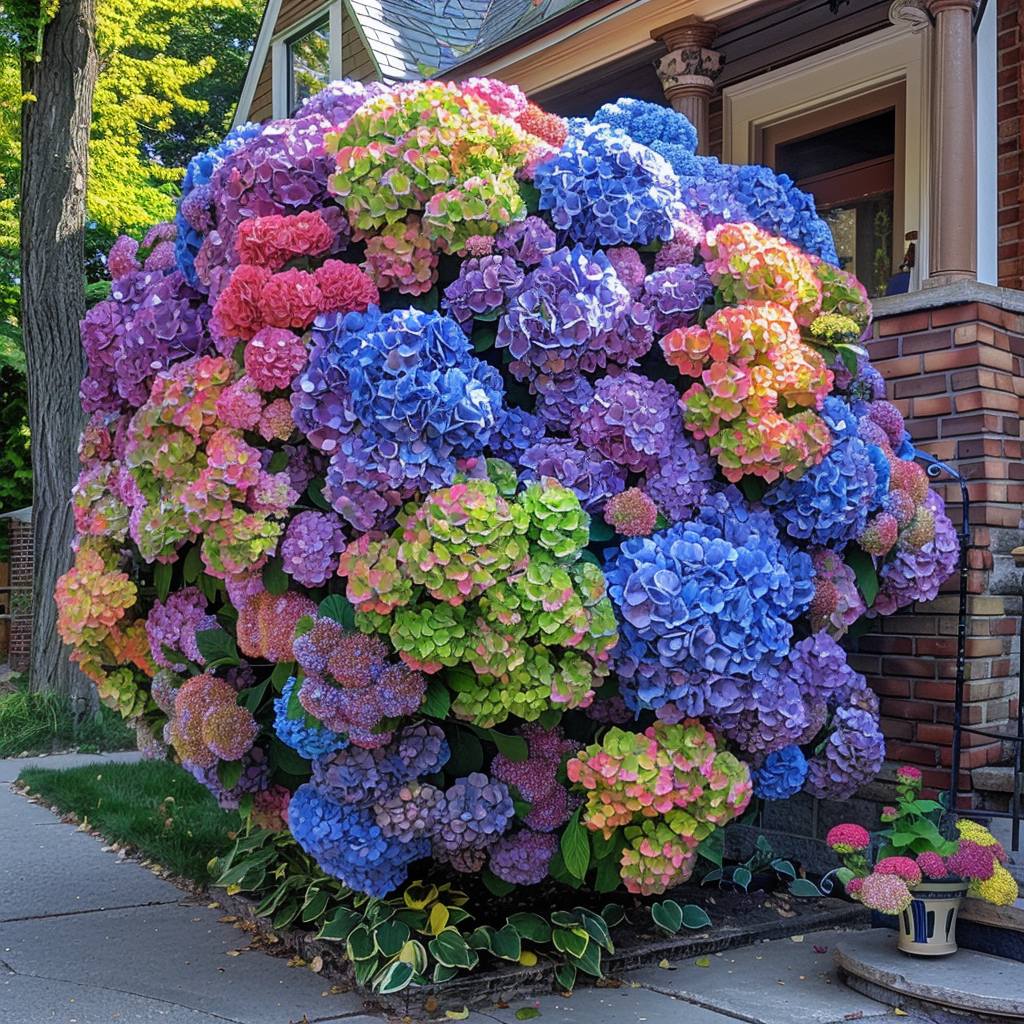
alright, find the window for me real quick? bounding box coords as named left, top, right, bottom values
left=287, top=15, right=331, bottom=114
left=772, top=109, right=898, bottom=298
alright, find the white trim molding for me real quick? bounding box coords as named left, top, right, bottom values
left=722, top=24, right=932, bottom=287
left=272, top=2, right=343, bottom=120
left=976, top=0, right=998, bottom=285
left=235, top=0, right=282, bottom=127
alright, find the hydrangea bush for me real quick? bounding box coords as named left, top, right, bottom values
left=60, top=81, right=958, bottom=918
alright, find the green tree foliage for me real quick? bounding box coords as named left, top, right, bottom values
left=0, top=0, right=262, bottom=512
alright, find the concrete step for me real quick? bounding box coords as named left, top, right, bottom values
left=958, top=897, right=1024, bottom=963
left=835, top=928, right=1024, bottom=1020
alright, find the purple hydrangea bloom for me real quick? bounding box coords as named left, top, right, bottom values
left=804, top=706, right=886, bottom=800
left=621, top=660, right=746, bottom=718
left=873, top=492, right=960, bottom=615
left=494, top=216, right=557, bottom=267
left=605, top=246, right=646, bottom=298
left=535, top=123, right=684, bottom=247
left=711, top=667, right=815, bottom=756
left=641, top=264, right=713, bottom=334
left=496, top=245, right=630, bottom=383
left=145, top=587, right=216, bottom=671
left=488, top=830, right=558, bottom=885
left=488, top=407, right=547, bottom=461
left=642, top=439, right=715, bottom=523
left=372, top=782, right=445, bottom=843
left=573, top=372, right=684, bottom=473
left=273, top=677, right=348, bottom=760
left=442, top=255, right=524, bottom=324
left=433, top=773, right=514, bottom=859
left=753, top=745, right=808, bottom=800
left=534, top=374, right=594, bottom=433
left=519, top=438, right=626, bottom=512
left=185, top=747, right=270, bottom=810
left=280, top=510, right=347, bottom=587
left=288, top=782, right=429, bottom=897
left=293, top=79, right=388, bottom=123
left=605, top=489, right=814, bottom=682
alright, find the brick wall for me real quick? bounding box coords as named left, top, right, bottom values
left=998, top=0, right=1024, bottom=290
left=8, top=519, right=32, bottom=673
left=859, top=299, right=1024, bottom=801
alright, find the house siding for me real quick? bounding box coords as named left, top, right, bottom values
left=248, top=0, right=380, bottom=123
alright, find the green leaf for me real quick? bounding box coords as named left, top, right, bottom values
left=195, top=628, right=239, bottom=668
left=301, top=889, right=329, bottom=924
left=374, top=919, right=411, bottom=958
left=560, top=807, right=590, bottom=881
left=549, top=910, right=582, bottom=928
left=680, top=905, right=711, bottom=930
left=268, top=737, right=311, bottom=777
left=428, top=929, right=478, bottom=969
left=472, top=326, right=496, bottom=352
left=467, top=724, right=528, bottom=761
left=153, top=561, right=173, bottom=602
left=588, top=519, right=614, bottom=543
left=354, top=955, right=380, bottom=987
left=421, top=678, right=450, bottom=719
left=578, top=909, right=613, bottom=952
left=319, top=594, right=355, bottom=628
left=508, top=913, right=551, bottom=944
left=515, top=1009, right=540, bottom=1020
left=273, top=900, right=300, bottom=930
left=263, top=557, right=289, bottom=596
left=217, top=759, right=242, bottom=791
left=519, top=181, right=541, bottom=214
left=697, top=829, right=724, bottom=867
left=198, top=571, right=221, bottom=604
left=600, top=904, right=626, bottom=928
left=789, top=879, right=821, bottom=898
left=347, top=924, right=377, bottom=961
left=294, top=615, right=315, bottom=639
left=593, top=856, right=621, bottom=892
left=269, top=661, right=294, bottom=693
left=771, top=859, right=797, bottom=880
left=239, top=680, right=269, bottom=713
left=569, top=940, right=602, bottom=977
left=491, top=924, right=522, bottom=961
left=482, top=869, right=515, bottom=897
left=434, top=965, right=460, bottom=985
left=374, top=959, right=414, bottom=994
left=267, top=450, right=289, bottom=473
left=834, top=343, right=861, bottom=376
left=739, top=476, right=767, bottom=503
left=444, top=724, right=484, bottom=776
left=651, top=900, right=682, bottom=935
left=467, top=926, right=495, bottom=951
left=732, top=867, right=752, bottom=892
left=552, top=927, right=588, bottom=959
left=553, top=963, right=576, bottom=992
left=183, top=545, right=203, bottom=585
left=306, top=477, right=330, bottom=510
left=845, top=546, right=880, bottom=607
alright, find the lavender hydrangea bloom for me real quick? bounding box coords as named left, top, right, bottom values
left=433, top=773, right=514, bottom=862
left=372, top=782, right=445, bottom=843
left=620, top=658, right=747, bottom=718
left=642, top=439, right=715, bottom=523
left=293, top=79, right=387, bottom=123
left=711, top=666, right=814, bottom=756
left=442, top=255, right=524, bottom=324
left=804, top=706, right=886, bottom=800
left=494, top=216, right=557, bottom=267
left=488, top=830, right=558, bottom=885
left=293, top=307, right=505, bottom=526
left=185, top=747, right=270, bottom=810
left=535, top=124, right=684, bottom=247
left=641, top=264, right=714, bottom=335
left=605, top=489, right=814, bottom=682
left=873, top=492, right=960, bottom=615
left=519, top=439, right=626, bottom=512
left=273, top=678, right=348, bottom=759
left=488, top=407, right=547, bottom=461
left=289, top=782, right=429, bottom=897
left=573, top=372, right=683, bottom=473
left=534, top=374, right=594, bottom=433
left=146, top=587, right=216, bottom=671
left=280, top=510, right=347, bottom=587
left=496, top=246, right=630, bottom=383
left=753, top=745, right=808, bottom=800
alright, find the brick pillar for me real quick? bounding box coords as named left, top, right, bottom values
left=859, top=294, right=1024, bottom=802
left=8, top=518, right=33, bottom=674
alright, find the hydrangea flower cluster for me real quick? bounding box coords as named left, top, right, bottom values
left=60, top=77, right=959, bottom=903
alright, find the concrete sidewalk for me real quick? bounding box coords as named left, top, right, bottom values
left=0, top=753, right=951, bottom=1024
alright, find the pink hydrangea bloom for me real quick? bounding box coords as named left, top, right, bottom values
left=857, top=873, right=913, bottom=914
left=897, top=765, right=923, bottom=781
left=947, top=840, right=998, bottom=881
left=916, top=852, right=948, bottom=879
left=244, top=327, right=308, bottom=391
left=259, top=268, right=322, bottom=330
left=258, top=398, right=295, bottom=441
left=846, top=876, right=865, bottom=895
left=826, top=823, right=870, bottom=853
left=874, top=856, right=922, bottom=885
left=313, top=259, right=379, bottom=314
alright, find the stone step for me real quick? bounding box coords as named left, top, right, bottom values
left=835, top=928, right=1024, bottom=1020
left=957, top=897, right=1024, bottom=963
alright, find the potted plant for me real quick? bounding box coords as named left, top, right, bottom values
left=826, top=765, right=1019, bottom=956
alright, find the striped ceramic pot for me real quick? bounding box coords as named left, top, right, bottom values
left=896, top=879, right=969, bottom=956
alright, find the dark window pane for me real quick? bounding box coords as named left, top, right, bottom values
left=775, top=110, right=896, bottom=180
left=288, top=17, right=330, bottom=114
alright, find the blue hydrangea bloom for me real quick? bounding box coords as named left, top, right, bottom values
left=273, top=678, right=348, bottom=760
left=293, top=307, right=505, bottom=525
left=763, top=401, right=881, bottom=547
left=753, top=745, right=808, bottom=800
left=174, top=122, right=263, bottom=285
left=535, top=124, right=684, bottom=247
left=288, top=782, right=429, bottom=897
left=591, top=97, right=698, bottom=154
left=604, top=488, right=813, bottom=682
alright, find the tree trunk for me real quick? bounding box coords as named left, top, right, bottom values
left=20, top=0, right=98, bottom=712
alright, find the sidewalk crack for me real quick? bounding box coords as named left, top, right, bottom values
left=0, top=898, right=180, bottom=924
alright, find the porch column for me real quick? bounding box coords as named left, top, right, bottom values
left=926, top=0, right=979, bottom=283
left=651, top=17, right=722, bottom=155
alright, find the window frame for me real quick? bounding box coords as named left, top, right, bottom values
left=271, top=2, right=343, bottom=120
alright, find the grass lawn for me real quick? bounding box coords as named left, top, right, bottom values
left=0, top=677, right=135, bottom=757
left=17, top=759, right=240, bottom=884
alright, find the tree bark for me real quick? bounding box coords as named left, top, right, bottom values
left=20, top=0, right=98, bottom=711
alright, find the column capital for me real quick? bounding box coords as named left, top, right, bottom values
left=654, top=44, right=723, bottom=97
left=927, top=0, right=979, bottom=12
left=650, top=15, right=718, bottom=53
left=888, top=0, right=932, bottom=31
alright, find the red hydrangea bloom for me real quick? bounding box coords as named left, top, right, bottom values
left=826, top=823, right=870, bottom=853
left=236, top=211, right=334, bottom=271
left=516, top=102, right=568, bottom=147
left=874, top=856, right=922, bottom=885
left=313, top=259, right=379, bottom=314
left=244, top=327, right=308, bottom=391
left=213, top=264, right=271, bottom=341
left=259, top=269, right=322, bottom=330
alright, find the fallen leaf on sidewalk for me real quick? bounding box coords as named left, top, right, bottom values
left=218, top=915, right=238, bottom=924
left=226, top=950, right=244, bottom=957
left=892, top=1012, right=907, bottom=1018
left=694, top=957, right=711, bottom=968
left=813, top=945, right=828, bottom=954
left=309, top=955, right=324, bottom=973
left=444, top=1008, right=469, bottom=1019
left=515, top=1009, right=540, bottom=1020
left=790, top=934, right=804, bottom=942
left=657, top=959, right=675, bottom=970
